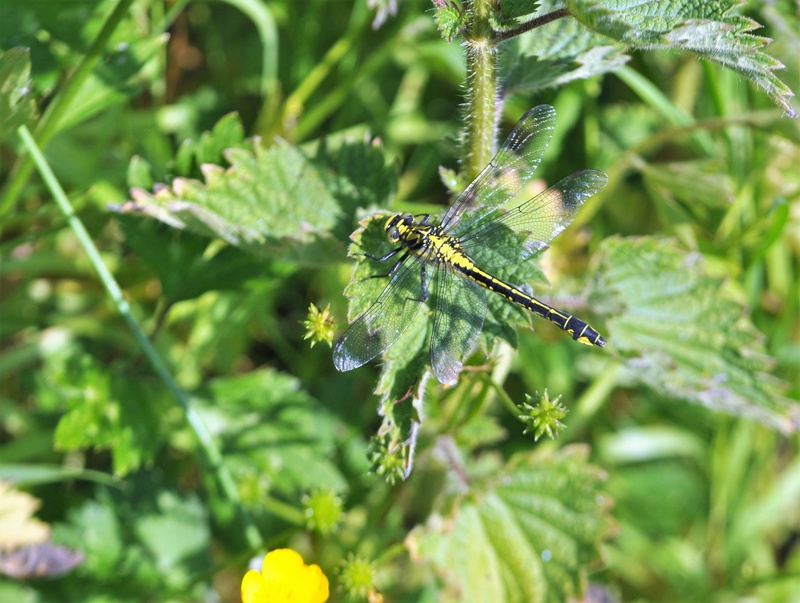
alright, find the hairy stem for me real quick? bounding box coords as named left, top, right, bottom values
left=462, top=0, right=499, bottom=181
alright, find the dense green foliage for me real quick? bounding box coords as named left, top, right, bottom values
left=1, top=0, right=798, bottom=601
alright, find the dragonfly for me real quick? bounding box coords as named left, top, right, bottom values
left=333, top=105, right=607, bottom=385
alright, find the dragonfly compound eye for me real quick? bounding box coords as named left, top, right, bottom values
left=384, top=214, right=402, bottom=242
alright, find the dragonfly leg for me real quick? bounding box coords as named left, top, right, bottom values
left=360, top=250, right=411, bottom=283
left=364, top=247, right=403, bottom=263
left=419, top=263, right=429, bottom=302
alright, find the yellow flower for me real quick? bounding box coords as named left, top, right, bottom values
left=242, top=549, right=329, bottom=603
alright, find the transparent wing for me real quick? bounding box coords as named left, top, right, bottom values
left=333, top=258, right=425, bottom=372
left=458, top=170, right=608, bottom=269
left=440, top=105, right=556, bottom=232
left=429, top=268, right=487, bottom=385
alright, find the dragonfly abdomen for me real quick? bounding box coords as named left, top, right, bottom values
left=457, top=261, right=606, bottom=348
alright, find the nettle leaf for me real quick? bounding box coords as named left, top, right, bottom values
left=116, top=139, right=341, bottom=264
left=341, top=213, right=405, bottom=318
left=502, top=2, right=630, bottom=93
left=196, top=369, right=347, bottom=497
left=407, top=445, right=612, bottom=603
left=0, top=47, right=36, bottom=139
left=567, top=0, right=796, bottom=117
left=306, top=135, right=398, bottom=227
left=434, top=3, right=468, bottom=43
left=596, top=236, right=800, bottom=432
left=500, top=0, right=539, bottom=20
left=114, top=136, right=394, bottom=266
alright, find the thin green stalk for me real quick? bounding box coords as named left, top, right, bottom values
left=221, top=0, right=281, bottom=131
left=0, top=0, right=135, bottom=219
left=17, top=125, right=263, bottom=551
left=615, top=65, right=715, bottom=156
left=280, top=25, right=362, bottom=133
left=154, top=0, right=192, bottom=35
left=294, top=33, right=396, bottom=140
left=489, top=378, right=525, bottom=419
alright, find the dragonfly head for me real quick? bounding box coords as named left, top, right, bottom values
left=384, top=213, right=414, bottom=244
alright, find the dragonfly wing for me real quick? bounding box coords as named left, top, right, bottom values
left=440, top=105, right=556, bottom=231
left=429, top=269, right=487, bottom=385
left=333, top=259, right=425, bottom=372
left=459, top=169, right=608, bottom=268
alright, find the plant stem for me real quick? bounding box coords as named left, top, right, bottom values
left=17, top=125, right=264, bottom=552
left=462, top=0, right=499, bottom=180
left=493, top=8, right=569, bottom=43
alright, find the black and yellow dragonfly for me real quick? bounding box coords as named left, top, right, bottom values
left=333, top=105, right=607, bottom=384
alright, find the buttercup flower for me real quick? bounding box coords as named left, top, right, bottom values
left=242, top=548, right=329, bottom=603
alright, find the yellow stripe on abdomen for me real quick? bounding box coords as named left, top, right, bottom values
left=452, top=258, right=606, bottom=348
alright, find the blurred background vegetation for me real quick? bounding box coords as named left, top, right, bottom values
left=1, top=0, right=799, bottom=601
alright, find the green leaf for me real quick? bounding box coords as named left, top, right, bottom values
left=371, top=314, right=430, bottom=480
left=45, top=352, right=162, bottom=476
left=54, top=481, right=212, bottom=593
left=434, top=3, right=467, bottom=43
left=307, top=135, right=398, bottom=224
left=500, top=0, right=539, bottom=20
left=173, top=112, right=247, bottom=177
left=58, top=498, right=124, bottom=579
left=595, top=236, right=800, bottom=432
left=567, top=0, right=797, bottom=117
left=112, top=136, right=395, bottom=266
left=196, top=369, right=347, bottom=496
left=133, top=491, right=209, bottom=589
left=113, top=139, right=341, bottom=264
left=0, top=47, right=36, bottom=140
left=501, top=1, right=630, bottom=93
left=407, top=446, right=612, bottom=602
left=118, top=216, right=264, bottom=302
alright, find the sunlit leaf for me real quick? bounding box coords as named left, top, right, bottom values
left=196, top=369, right=348, bottom=496
left=596, top=236, right=800, bottom=432
left=501, top=0, right=630, bottom=93
left=407, top=445, right=612, bottom=602
left=567, top=0, right=797, bottom=117
left=113, top=136, right=394, bottom=266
